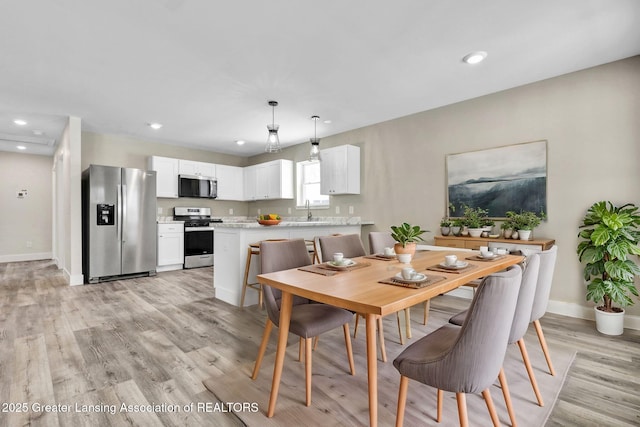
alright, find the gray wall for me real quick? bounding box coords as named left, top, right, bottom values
left=0, top=151, right=53, bottom=260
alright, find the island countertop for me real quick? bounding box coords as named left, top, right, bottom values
left=214, top=217, right=362, bottom=229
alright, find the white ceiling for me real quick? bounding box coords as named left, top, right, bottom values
left=1, top=0, right=639, bottom=157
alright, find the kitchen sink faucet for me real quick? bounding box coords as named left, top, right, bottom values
left=306, top=200, right=312, bottom=221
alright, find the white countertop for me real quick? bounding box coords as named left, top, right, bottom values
left=214, top=219, right=361, bottom=229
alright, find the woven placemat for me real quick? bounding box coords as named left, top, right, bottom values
left=426, top=263, right=478, bottom=274
left=298, top=262, right=371, bottom=276
left=378, top=274, right=446, bottom=289
left=363, top=254, right=395, bottom=261
left=465, top=254, right=507, bottom=262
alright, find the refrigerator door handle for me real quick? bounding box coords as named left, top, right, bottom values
left=117, top=184, right=123, bottom=242
left=121, top=184, right=127, bottom=243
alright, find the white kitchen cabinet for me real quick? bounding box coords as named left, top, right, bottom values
left=215, top=164, right=244, bottom=201
left=178, top=160, right=216, bottom=178
left=244, top=159, right=293, bottom=200
left=243, top=165, right=257, bottom=201
left=157, top=223, right=184, bottom=272
left=148, top=156, right=179, bottom=198
left=320, top=144, right=360, bottom=195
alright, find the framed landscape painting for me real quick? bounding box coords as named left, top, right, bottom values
left=446, top=140, right=547, bottom=218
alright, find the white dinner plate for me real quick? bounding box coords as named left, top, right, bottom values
left=438, top=261, right=469, bottom=269
left=326, top=259, right=356, bottom=269
left=377, top=253, right=396, bottom=258
left=478, top=253, right=497, bottom=259
left=394, top=273, right=427, bottom=283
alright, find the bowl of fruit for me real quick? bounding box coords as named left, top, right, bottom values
left=257, top=214, right=282, bottom=226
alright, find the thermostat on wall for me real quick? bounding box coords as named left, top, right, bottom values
left=17, top=189, right=28, bottom=198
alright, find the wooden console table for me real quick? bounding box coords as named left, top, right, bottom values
left=434, top=235, right=555, bottom=251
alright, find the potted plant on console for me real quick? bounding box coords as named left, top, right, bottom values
left=462, top=205, right=489, bottom=238
left=577, top=201, right=640, bottom=335
left=506, top=210, right=546, bottom=240
left=390, top=222, right=428, bottom=256
left=440, top=217, right=452, bottom=236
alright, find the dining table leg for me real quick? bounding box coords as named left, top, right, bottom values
left=267, top=291, right=293, bottom=417
left=365, top=313, right=378, bottom=427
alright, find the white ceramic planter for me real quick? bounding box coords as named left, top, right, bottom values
left=468, top=228, right=483, bottom=237
left=518, top=230, right=532, bottom=240
left=594, top=306, right=625, bottom=335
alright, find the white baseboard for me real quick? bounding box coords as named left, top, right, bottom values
left=0, top=252, right=52, bottom=263
left=547, top=300, right=640, bottom=331
left=62, top=268, right=84, bottom=286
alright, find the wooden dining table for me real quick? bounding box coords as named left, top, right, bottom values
left=256, top=249, right=524, bottom=427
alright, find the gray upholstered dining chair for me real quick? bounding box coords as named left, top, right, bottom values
left=368, top=231, right=414, bottom=345
left=318, top=233, right=391, bottom=361
left=529, top=245, right=558, bottom=376
left=250, top=239, right=356, bottom=407
left=394, top=265, right=522, bottom=427
left=449, top=253, right=542, bottom=424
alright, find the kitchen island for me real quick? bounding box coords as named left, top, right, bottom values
left=214, top=219, right=361, bottom=307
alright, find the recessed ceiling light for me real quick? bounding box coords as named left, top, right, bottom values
left=148, top=122, right=163, bottom=130
left=13, top=119, right=27, bottom=126
left=235, top=140, right=245, bottom=146
left=323, top=120, right=332, bottom=124
left=462, top=51, right=488, bottom=65
left=16, top=145, right=27, bottom=150
left=32, top=130, right=44, bottom=136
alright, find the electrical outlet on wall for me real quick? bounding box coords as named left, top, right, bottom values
left=335, top=206, right=340, bottom=214
left=349, top=206, right=354, bottom=214
left=288, top=207, right=292, bottom=214
left=229, top=208, right=234, bottom=215
left=257, top=208, right=261, bottom=215
left=157, top=207, right=163, bottom=215
left=26, top=241, right=33, bottom=248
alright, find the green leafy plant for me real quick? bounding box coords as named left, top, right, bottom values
left=506, top=210, right=546, bottom=230
left=440, top=217, right=452, bottom=227
left=390, top=223, right=428, bottom=247
left=577, top=201, right=640, bottom=312
left=462, top=205, right=489, bottom=228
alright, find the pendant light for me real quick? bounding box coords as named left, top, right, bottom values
left=265, top=100, right=281, bottom=153
left=309, top=115, right=320, bottom=161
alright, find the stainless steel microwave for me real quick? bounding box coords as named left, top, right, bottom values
left=178, top=175, right=217, bottom=199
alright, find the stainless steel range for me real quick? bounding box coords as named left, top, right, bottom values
left=173, top=207, right=222, bottom=269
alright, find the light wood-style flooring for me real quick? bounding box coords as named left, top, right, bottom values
left=0, top=260, right=638, bottom=426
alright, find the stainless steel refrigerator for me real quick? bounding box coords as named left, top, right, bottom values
left=82, top=165, right=157, bottom=283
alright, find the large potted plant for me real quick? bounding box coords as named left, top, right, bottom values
left=390, top=222, right=428, bottom=256
left=577, top=201, right=640, bottom=335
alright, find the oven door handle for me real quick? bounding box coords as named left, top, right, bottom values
left=184, top=227, right=215, bottom=232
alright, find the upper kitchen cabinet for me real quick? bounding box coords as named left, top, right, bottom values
left=215, top=164, right=244, bottom=201
left=320, top=144, right=360, bottom=195
left=178, top=159, right=216, bottom=178
left=148, top=156, right=179, bottom=198
left=244, top=159, right=293, bottom=200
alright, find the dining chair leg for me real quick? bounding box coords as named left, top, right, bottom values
left=353, top=314, right=360, bottom=338
left=395, top=375, right=409, bottom=427
left=533, top=319, right=556, bottom=376
left=298, top=337, right=303, bottom=362
left=251, top=319, right=273, bottom=379
left=423, top=300, right=431, bottom=325
left=404, top=308, right=411, bottom=339
left=456, top=392, right=469, bottom=427
left=305, top=337, right=312, bottom=406
left=313, top=336, right=319, bottom=351
left=343, top=324, right=356, bottom=375
left=517, top=338, right=544, bottom=406
left=377, top=316, right=387, bottom=362
left=437, top=389, right=444, bottom=422
left=481, top=389, right=500, bottom=427
left=498, top=368, right=517, bottom=427
left=396, top=313, right=405, bottom=345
